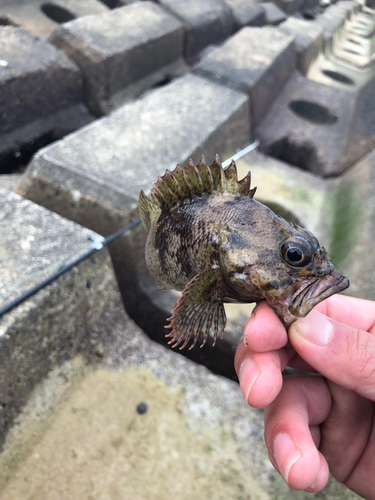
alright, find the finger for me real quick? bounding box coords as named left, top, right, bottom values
left=289, top=310, right=375, bottom=401
left=235, top=343, right=294, bottom=408
left=320, top=381, right=374, bottom=485
left=264, top=376, right=331, bottom=491
left=242, top=302, right=288, bottom=352
left=315, top=295, right=375, bottom=334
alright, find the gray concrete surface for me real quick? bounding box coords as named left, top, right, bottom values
left=194, top=26, right=295, bottom=129
left=279, top=17, right=324, bottom=73
left=157, top=0, right=234, bottom=63
left=0, top=26, right=92, bottom=173
left=0, top=188, right=127, bottom=451
left=17, top=73, right=250, bottom=235
left=50, top=2, right=187, bottom=116
left=262, top=2, right=287, bottom=25
left=224, top=0, right=266, bottom=29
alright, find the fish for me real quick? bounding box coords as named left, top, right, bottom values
left=139, top=155, right=349, bottom=350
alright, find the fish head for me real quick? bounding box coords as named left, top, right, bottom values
left=219, top=209, right=349, bottom=326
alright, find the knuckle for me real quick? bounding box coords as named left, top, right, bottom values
left=346, top=331, right=375, bottom=384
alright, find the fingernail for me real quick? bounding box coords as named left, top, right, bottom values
left=273, top=433, right=301, bottom=484
left=306, top=478, right=316, bottom=491
left=242, top=314, right=255, bottom=347
left=238, top=358, right=259, bottom=403
left=293, top=310, right=333, bottom=346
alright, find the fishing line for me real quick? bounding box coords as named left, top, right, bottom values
left=0, top=139, right=259, bottom=318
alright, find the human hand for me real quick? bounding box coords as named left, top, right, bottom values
left=234, top=295, right=375, bottom=498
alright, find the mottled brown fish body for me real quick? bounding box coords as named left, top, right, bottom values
left=139, top=156, right=349, bottom=350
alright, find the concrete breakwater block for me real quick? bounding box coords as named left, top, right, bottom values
left=314, top=2, right=357, bottom=49
left=224, top=0, right=266, bottom=30
left=256, top=70, right=375, bottom=177
left=0, top=26, right=92, bottom=174
left=0, top=189, right=128, bottom=450
left=0, top=0, right=109, bottom=39
left=279, top=18, right=324, bottom=74
left=261, top=2, right=286, bottom=25
left=18, top=74, right=250, bottom=235
left=156, top=0, right=233, bottom=64
left=194, top=26, right=295, bottom=129
left=50, top=2, right=187, bottom=116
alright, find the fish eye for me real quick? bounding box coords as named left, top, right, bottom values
left=281, top=237, right=312, bottom=268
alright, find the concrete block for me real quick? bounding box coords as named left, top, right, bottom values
left=346, top=10, right=375, bottom=37
left=194, top=26, right=295, bottom=128
left=314, top=3, right=354, bottom=49
left=224, top=0, right=266, bottom=30
left=156, top=0, right=234, bottom=64
left=273, top=0, right=304, bottom=15
left=49, top=2, right=187, bottom=116
left=0, top=0, right=109, bottom=39
left=0, top=189, right=128, bottom=450
left=279, top=18, right=324, bottom=74
left=0, top=26, right=92, bottom=174
left=256, top=70, right=375, bottom=177
left=262, top=2, right=286, bottom=25
left=334, top=29, right=374, bottom=68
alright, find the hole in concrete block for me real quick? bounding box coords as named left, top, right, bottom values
left=0, top=132, right=62, bottom=174
left=289, top=100, right=338, bottom=125
left=40, top=3, right=76, bottom=23
left=136, top=402, right=148, bottom=415
left=0, top=16, right=17, bottom=26
left=97, top=0, right=121, bottom=7
left=267, top=137, right=321, bottom=174
left=152, top=75, right=173, bottom=89
left=343, top=47, right=361, bottom=55
left=321, top=69, right=355, bottom=85
left=347, top=37, right=361, bottom=45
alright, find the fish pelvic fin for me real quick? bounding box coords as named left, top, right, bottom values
left=165, top=269, right=226, bottom=350
left=140, top=155, right=255, bottom=217
left=139, top=189, right=162, bottom=231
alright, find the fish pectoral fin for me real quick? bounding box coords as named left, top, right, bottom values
left=165, top=269, right=226, bottom=350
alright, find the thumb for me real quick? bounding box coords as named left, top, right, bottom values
left=289, top=310, right=375, bottom=401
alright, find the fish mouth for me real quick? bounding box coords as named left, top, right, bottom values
left=289, top=270, right=350, bottom=318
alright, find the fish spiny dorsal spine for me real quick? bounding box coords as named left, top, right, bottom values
left=138, top=155, right=256, bottom=231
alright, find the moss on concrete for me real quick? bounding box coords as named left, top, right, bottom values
left=329, top=183, right=363, bottom=268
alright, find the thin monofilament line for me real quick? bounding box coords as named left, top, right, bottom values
left=0, top=140, right=259, bottom=317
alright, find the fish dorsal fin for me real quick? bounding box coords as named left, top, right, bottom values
left=139, top=189, right=161, bottom=231
left=138, top=154, right=256, bottom=229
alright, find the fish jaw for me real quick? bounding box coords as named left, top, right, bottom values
left=288, top=269, right=350, bottom=319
